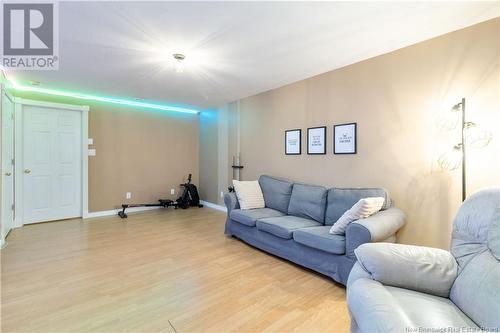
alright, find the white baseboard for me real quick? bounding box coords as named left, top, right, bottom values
left=84, top=206, right=162, bottom=219
left=84, top=201, right=226, bottom=219
left=200, top=200, right=227, bottom=212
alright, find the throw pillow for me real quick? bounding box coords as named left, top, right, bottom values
left=329, top=197, right=385, bottom=235
left=233, top=180, right=265, bottom=210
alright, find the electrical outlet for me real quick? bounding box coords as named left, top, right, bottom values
left=220, top=191, right=224, bottom=198
left=171, top=189, right=175, bottom=195
left=126, top=192, right=131, bottom=199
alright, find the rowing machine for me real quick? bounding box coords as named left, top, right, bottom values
left=117, top=174, right=203, bottom=219
left=118, top=199, right=175, bottom=218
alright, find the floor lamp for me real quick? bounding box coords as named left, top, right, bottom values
left=438, top=98, right=492, bottom=201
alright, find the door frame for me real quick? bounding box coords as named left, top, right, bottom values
left=13, top=98, right=90, bottom=227
left=1, top=86, right=15, bottom=246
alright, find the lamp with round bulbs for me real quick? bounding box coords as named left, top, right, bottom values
left=438, top=98, right=492, bottom=201
left=438, top=144, right=463, bottom=171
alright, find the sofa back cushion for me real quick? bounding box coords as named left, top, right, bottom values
left=258, top=175, right=294, bottom=213
left=288, top=183, right=327, bottom=223
left=449, top=188, right=500, bottom=330
left=325, top=188, right=391, bottom=225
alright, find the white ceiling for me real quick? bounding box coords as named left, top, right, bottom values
left=9, top=1, right=500, bottom=109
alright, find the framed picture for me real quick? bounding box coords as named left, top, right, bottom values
left=285, top=129, right=301, bottom=155
left=307, top=126, right=326, bottom=155
left=334, top=123, right=357, bottom=154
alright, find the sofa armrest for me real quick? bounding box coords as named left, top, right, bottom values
left=224, top=192, right=239, bottom=214
left=347, top=278, right=413, bottom=333
left=354, top=207, right=406, bottom=241
left=354, top=242, right=458, bottom=297
left=346, top=261, right=372, bottom=290
left=345, top=207, right=406, bottom=257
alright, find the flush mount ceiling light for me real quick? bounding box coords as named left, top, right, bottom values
left=173, top=53, right=186, bottom=73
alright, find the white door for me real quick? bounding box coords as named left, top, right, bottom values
left=1, top=91, right=15, bottom=237
left=22, top=106, right=82, bottom=224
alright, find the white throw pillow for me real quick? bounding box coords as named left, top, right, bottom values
left=329, top=197, right=385, bottom=235
left=233, top=180, right=265, bottom=210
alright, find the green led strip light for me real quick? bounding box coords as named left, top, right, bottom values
left=4, top=77, right=200, bottom=115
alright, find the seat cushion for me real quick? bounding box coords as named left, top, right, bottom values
left=325, top=187, right=391, bottom=225
left=230, top=208, right=285, bottom=227
left=293, top=226, right=345, bottom=254
left=256, top=216, right=321, bottom=239
left=387, top=285, right=478, bottom=329
left=288, top=183, right=327, bottom=222
left=258, top=175, right=294, bottom=213
left=349, top=279, right=478, bottom=333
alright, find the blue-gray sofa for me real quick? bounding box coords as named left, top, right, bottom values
left=224, top=175, right=406, bottom=285
left=347, top=187, right=500, bottom=332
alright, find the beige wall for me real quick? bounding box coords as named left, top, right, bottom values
left=87, top=105, right=199, bottom=212
left=199, top=109, right=219, bottom=204
left=202, top=18, right=500, bottom=249
left=199, top=102, right=239, bottom=206
left=11, top=91, right=199, bottom=212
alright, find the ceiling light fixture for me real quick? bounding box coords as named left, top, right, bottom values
left=173, top=53, right=186, bottom=73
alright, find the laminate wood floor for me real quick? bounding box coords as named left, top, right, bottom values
left=1, top=207, right=349, bottom=333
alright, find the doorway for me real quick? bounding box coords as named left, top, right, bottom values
left=1, top=89, right=15, bottom=242
left=14, top=99, right=89, bottom=226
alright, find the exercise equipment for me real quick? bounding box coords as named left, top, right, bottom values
left=118, top=174, right=203, bottom=218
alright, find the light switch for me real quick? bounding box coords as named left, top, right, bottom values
left=88, top=149, right=96, bottom=156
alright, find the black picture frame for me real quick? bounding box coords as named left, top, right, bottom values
left=334, top=122, right=357, bottom=154
left=307, top=126, right=327, bottom=155
left=285, top=129, right=302, bottom=155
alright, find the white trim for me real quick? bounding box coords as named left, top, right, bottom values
left=86, top=202, right=227, bottom=219
left=82, top=110, right=89, bottom=218
left=3, top=88, right=14, bottom=103
left=14, top=99, right=90, bottom=227
left=13, top=102, right=23, bottom=228
left=200, top=200, right=227, bottom=212
left=85, top=206, right=162, bottom=219
left=1, top=86, right=15, bottom=240
left=13, top=98, right=89, bottom=112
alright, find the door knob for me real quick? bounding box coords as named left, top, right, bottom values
left=5, top=172, right=12, bottom=176
left=24, top=169, right=31, bottom=174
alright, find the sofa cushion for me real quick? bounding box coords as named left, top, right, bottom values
left=230, top=208, right=285, bottom=227
left=385, top=286, right=478, bottom=330
left=233, top=180, right=265, bottom=210
left=325, top=188, right=391, bottom=225
left=288, top=183, right=327, bottom=222
left=330, top=197, right=385, bottom=235
left=293, top=226, right=345, bottom=254
left=258, top=175, right=294, bottom=213
left=256, top=216, right=321, bottom=239
left=348, top=279, right=478, bottom=333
